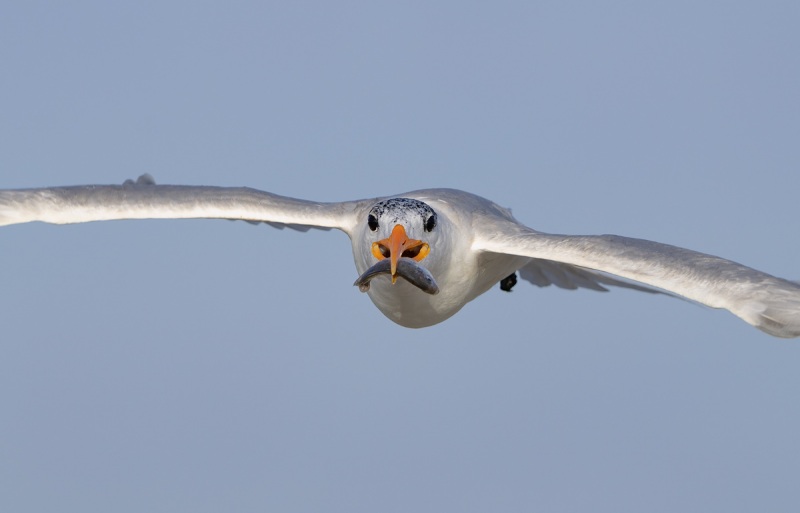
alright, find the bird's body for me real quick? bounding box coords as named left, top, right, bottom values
left=2, top=175, right=799, bottom=337
left=349, top=189, right=531, bottom=327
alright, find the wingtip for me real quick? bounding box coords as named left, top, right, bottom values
left=736, top=289, right=800, bottom=339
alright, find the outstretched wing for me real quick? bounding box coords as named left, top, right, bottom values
left=0, top=174, right=365, bottom=235
left=474, top=222, right=800, bottom=338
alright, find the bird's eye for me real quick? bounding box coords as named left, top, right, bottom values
left=368, top=214, right=379, bottom=232
left=424, top=215, right=436, bottom=232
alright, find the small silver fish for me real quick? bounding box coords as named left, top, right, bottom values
left=354, top=258, right=439, bottom=295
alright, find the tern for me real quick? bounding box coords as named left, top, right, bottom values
left=1, top=174, right=798, bottom=338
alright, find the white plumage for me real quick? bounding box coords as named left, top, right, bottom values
left=1, top=174, right=798, bottom=337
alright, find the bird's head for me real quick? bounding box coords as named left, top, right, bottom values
left=368, top=198, right=436, bottom=280
left=358, top=197, right=439, bottom=286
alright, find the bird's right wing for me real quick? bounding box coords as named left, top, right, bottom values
left=0, top=174, right=367, bottom=235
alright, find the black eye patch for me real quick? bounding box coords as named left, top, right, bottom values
left=425, top=215, right=437, bottom=232
left=368, top=214, right=379, bottom=231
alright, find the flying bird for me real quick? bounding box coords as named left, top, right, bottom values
left=1, top=174, right=798, bottom=338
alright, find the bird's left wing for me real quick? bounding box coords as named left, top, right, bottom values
left=517, top=258, right=664, bottom=294
left=0, top=175, right=365, bottom=235
left=472, top=219, right=800, bottom=338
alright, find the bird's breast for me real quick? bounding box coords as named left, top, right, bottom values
left=363, top=252, right=530, bottom=328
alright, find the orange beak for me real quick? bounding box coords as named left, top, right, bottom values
left=371, top=224, right=430, bottom=283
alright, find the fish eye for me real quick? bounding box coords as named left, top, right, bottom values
left=368, top=214, right=379, bottom=231
left=424, top=215, right=436, bottom=232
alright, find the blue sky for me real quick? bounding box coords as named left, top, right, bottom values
left=2, top=2, right=799, bottom=512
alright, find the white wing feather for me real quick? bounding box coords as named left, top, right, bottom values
left=475, top=225, right=800, bottom=338
left=0, top=175, right=363, bottom=234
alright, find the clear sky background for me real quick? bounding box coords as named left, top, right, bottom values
left=1, top=2, right=799, bottom=512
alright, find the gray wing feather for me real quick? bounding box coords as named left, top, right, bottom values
left=518, top=258, right=662, bottom=294
left=264, top=221, right=331, bottom=232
